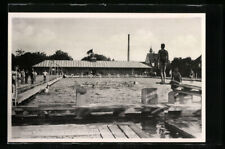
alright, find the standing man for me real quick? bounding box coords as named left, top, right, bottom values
left=21, top=69, right=25, bottom=84
left=158, top=43, right=169, bottom=84
left=33, top=70, right=37, bottom=83
left=43, top=70, right=48, bottom=82
left=25, top=70, right=29, bottom=84
left=30, top=69, right=34, bottom=84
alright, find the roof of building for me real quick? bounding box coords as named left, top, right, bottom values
left=33, top=60, right=151, bottom=69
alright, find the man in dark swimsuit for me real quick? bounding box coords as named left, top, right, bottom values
left=158, top=43, right=169, bottom=84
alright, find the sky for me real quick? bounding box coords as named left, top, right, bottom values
left=10, top=13, right=204, bottom=61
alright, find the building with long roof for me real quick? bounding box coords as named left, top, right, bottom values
left=33, top=60, right=151, bottom=76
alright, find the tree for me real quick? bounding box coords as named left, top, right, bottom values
left=12, top=49, right=73, bottom=70
left=12, top=54, right=16, bottom=70
left=15, top=49, right=25, bottom=56
left=171, top=57, right=198, bottom=77
left=12, top=51, right=47, bottom=70
left=48, top=50, right=73, bottom=60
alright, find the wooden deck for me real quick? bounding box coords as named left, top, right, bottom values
left=12, top=122, right=149, bottom=139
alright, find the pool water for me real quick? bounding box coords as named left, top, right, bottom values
left=27, top=77, right=173, bottom=106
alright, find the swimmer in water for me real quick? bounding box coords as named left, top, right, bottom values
left=44, top=83, right=50, bottom=93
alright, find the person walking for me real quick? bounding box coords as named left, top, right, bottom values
left=16, top=69, right=21, bottom=87
left=33, top=71, right=37, bottom=83
left=158, top=43, right=169, bottom=84
left=30, top=69, right=34, bottom=84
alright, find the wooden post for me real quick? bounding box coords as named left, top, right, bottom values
left=141, top=88, right=158, bottom=105
left=168, top=91, right=176, bottom=104
left=177, top=94, right=193, bottom=104
left=76, top=87, right=87, bottom=106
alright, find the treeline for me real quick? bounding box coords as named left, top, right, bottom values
left=12, top=49, right=73, bottom=71
left=166, top=56, right=201, bottom=78
left=12, top=49, right=113, bottom=71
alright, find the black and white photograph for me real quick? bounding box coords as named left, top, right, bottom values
left=8, top=13, right=205, bottom=142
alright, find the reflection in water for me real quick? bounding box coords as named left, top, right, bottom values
left=138, top=118, right=180, bottom=138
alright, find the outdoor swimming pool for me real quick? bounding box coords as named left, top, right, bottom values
left=18, top=77, right=202, bottom=139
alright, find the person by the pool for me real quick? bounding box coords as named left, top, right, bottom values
left=158, top=43, right=169, bottom=84
left=189, top=69, right=194, bottom=80
left=170, top=67, right=182, bottom=91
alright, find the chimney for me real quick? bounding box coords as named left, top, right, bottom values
left=128, top=34, right=130, bottom=61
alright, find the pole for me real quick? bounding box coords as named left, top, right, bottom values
left=128, top=34, right=130, bottom=62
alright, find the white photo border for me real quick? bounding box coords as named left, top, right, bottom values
left=8, top=13, right=206, bottom=143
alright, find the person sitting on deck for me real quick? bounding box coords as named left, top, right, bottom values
left=170, top=67, right=182, bottom=91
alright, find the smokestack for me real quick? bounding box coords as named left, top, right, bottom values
left=128, top=34, right=130, bottom=61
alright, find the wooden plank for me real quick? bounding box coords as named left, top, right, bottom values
left=172, top=81, right=201, bottom=90
left=179, top=84, right=201, bottom=90
left=118, top=125, right=140, bottom=138
left=13, top=104, right=167, bottom=118
left=174, top=90, right=201, bottom=96
left=14, top=104, right=165, bottom=112
left=12, top=124, right=101, bottom=139
left=128, top=123, right=149, bottom=138
left=98, top=125, right=115, bottom=139
left=151, top=106, right=169, bottom=115
left=107, top=125, right=127, bottom=139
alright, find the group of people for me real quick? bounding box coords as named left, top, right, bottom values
left=13, top=67, right=38, bottom=86
left=158, top=43, right=196, bottom=91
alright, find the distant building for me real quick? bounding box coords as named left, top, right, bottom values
left=145, top=47, right=158, bottom=68
left=33, top=60, right=151, bottom=76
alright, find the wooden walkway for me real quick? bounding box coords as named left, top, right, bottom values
left=16, top=77, right=62, bottom=104
left=17, top=75, right=59, bottom=94
left=12, top=122, right=149, bottom=139
left=12, top=103, right=169, bottom=119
